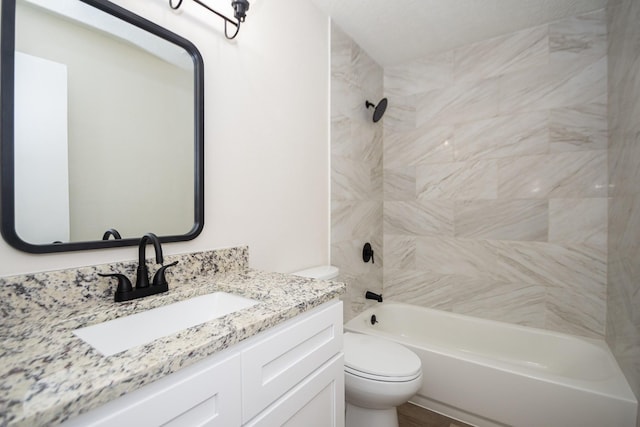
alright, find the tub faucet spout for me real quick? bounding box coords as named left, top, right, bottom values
left=365, top=291, right=383, bottom=302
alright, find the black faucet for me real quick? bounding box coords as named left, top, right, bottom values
left=365, top=291, right=383, bottom=302
left=99, top=233, right=177, bottom=302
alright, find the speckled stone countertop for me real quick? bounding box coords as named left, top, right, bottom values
left=0, top=247, right=345, bottom=427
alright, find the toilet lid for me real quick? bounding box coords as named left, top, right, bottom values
left=344, top=332, right=421, bottom=380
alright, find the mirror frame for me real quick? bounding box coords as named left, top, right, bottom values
left=0, top=0, right=205, bottom=253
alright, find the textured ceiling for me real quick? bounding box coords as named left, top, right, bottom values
left=308, top=0, right=608, bottom=67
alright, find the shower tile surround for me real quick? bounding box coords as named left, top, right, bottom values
left=607, top=0, right=640, bottom=420
left=379, top=9, right=608, bottom=338
left=331, top=24, right=384, bottom=322
left=0, top=247, right=345, bottom=426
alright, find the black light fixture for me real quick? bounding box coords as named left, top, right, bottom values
left=231, top=0, right=250, bottom=22
left=169, top=0, right=250, bottom=39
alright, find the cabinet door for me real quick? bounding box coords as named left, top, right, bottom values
left=61, top=352, right=241, bottom=427
left=244, top=354, right=345, bottom=427
left=241, top=301, right=343, bottom=422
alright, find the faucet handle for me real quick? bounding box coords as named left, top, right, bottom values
left=152, top=261, right=178, bottom=287
left=363, top=243, right=375, bottom=264
left=99, top=273, right=133, bottom=295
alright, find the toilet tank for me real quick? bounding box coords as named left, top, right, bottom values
left=292, top=265, right=339, bottom=280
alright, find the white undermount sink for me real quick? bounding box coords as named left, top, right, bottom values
left=74, top=292, right=259, bottom=356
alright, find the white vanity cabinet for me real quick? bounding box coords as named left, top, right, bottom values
left=62, top=300, right=344, bottom=427
left=243, top=355, right=344, bottom=427
left=241, top=299, right=344, bottom=426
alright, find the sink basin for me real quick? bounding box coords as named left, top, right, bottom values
left=74, top=292, right=259, bottom=356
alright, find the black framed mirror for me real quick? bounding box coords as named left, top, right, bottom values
left=1, top=0, right=204, bottom=253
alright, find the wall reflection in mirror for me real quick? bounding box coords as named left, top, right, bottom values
left=1, top=0, right=204, bottom=252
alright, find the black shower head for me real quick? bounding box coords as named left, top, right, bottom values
left=365, top=98, right=388, bottom=123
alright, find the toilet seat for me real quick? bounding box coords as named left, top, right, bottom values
left=344, top=332, right=421, bottom=382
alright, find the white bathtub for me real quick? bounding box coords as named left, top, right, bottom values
left=344, top=302, right=637, bottom=427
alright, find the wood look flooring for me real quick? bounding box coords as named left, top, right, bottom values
left=398, top=403, right=474, bottom=427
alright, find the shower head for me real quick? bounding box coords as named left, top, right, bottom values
left=365, top=98, right=388, bottom=123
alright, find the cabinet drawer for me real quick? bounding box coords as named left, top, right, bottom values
left=244, top=354, right=345, bottom=427
left=241, top=300, right=343, bottom=422
left=62, top=352, right=241, bottom=427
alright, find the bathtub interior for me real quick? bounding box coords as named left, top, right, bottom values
left=344, top=302, right=638, bottom=427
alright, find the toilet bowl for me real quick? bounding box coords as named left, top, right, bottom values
left=343, top=332, right=422, bottom=427
left=291, top=266, right=422, bottom=427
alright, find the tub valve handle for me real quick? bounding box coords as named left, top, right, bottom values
left=363, top=243, right=374, bottom=264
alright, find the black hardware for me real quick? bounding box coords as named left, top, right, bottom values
left=99, top=273, right=133, bottom=295
left=365, top=291, right=383, bottom=302
left=169, top=0, right=249, bottom=40
left=99, top=233, right=173, bottom=302
left=371, top=314, right=378, bottom=325
left=112, top=280, right=169, bottom=303
left=153, top=261, right=179, bottom=287
left=102, top=228, right=122, bottom=240
left=231, top=0, right=250, bottom=21
left=365, top=98, right=388, bottom=123
left=136, top=233, right=164, bottom=289
left=363, top=242, right=375, bottom=264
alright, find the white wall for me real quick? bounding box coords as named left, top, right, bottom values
left=14, top=52, right=70, bottom=244
left=0, top=0, right=330, bottom=276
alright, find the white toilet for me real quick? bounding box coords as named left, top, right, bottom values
left=343, top=332, right=422, bottom=427
left=293, top=266, right=423, bottom=427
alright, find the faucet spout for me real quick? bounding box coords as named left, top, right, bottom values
left=136, top=233, right=163, bottom=288
left=365, top=290, right=383, bottom=303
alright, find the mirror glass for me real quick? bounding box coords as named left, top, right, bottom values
left=1, top=0, right=204, bottom=253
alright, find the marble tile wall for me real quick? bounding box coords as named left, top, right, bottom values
left=383, top=10, right=608, bottom=338
left=606, top=0, right=640, bottom=420
left=331, top=24, right=384, bottom=322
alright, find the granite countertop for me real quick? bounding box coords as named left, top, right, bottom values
left=0, top=247, right=345, bottom=427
